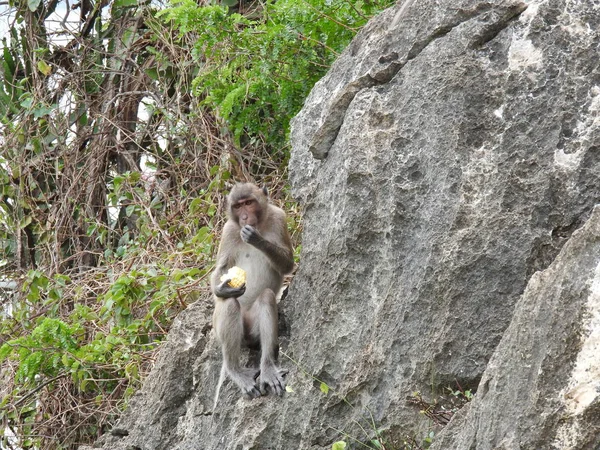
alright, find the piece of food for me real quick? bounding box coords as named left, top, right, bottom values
left=220, top=266, right=246, bottom=288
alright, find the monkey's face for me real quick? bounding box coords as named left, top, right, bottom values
left=231, top=197, right=262, bottom=227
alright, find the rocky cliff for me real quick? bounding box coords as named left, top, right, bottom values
left=89, top=0, right=600, bottom=449
left=430, top=205, right=600, bottom=450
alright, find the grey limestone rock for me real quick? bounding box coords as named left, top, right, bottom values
left=91, top=0, right=600, bottom=449
left=287, top=0, right=600, bottom=445
left=430, top=206, right=600, bottom=450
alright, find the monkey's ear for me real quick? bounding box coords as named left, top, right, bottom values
left=262, top=185, right=269, bottom=197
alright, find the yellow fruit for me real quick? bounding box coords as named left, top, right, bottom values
left=220, top=266, right=246, bottom=288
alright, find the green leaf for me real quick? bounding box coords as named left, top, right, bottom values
left=189, top=198, right=203, bottom=214
left=37, top=60, right=52, bottom=76
left=113, top=0, right=138, bottom=8
left=104, top=297, right=115, bottom=311
left=320, top=382, right=329, bottom=395
left=33, top=104, right=54, bottom=118
left=145, top=67, right=159, bottom=81
left=27, top=0, right=41, bottom=11
left=3, top=45, right=16, bottom=78
left=285, top=385, right=294, bottom=393
left=221, top=0, right=239, bottom=7
left=143, top=159, right=157, bottom=170
left=128, top=172, right=141, bottom=183
left=209, top=165, right=220, bottom=177
left=0, top=343, right=12, bottom=361
left=113, top=174, right=124, bottom=191
left=19, top=215, right=32, bottom=229
left=19, top=95, right=33, bottom=109
left=332, top=442, right=347, bottom=450
left=0, top=89, right=18, bottom=115
left=219, top=84, right=245, bottom=120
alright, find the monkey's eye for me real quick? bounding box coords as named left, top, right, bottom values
left=233, top=204, right=242, bottom=210
left=245, top=200, right=254, bottom=206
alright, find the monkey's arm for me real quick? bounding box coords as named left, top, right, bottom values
left=241, top=224, right=294, bottom=275
left=212, top=222, right=246, bottom=299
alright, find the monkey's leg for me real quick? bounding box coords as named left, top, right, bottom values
left=248, top=289, right=288, bottom=396
left=214, top=298, right=261, bottom=398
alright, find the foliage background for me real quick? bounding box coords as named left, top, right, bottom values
left=0, top=0, right=393, bottom=448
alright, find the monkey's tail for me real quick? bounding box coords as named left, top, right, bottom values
left=212, top=365, right=226, bottom=412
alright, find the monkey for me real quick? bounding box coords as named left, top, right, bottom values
left=211, top=183, right=294, bottom=399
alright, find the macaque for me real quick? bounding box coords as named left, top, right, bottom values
left=211, top=183, right=294, bottom=398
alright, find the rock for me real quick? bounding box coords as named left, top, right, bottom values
left=89, top=0, right=600, bottom=448
left=288, top=0, right=600, bottom=444
left=430, top=206, right=600, bottom=450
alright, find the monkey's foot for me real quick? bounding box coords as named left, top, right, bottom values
left=230, top=367, right=261, bottom=399
left=259, top=364, right=288, bottom=396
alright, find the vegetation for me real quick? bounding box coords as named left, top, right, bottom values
left=0, top=0, right=394, bottom=448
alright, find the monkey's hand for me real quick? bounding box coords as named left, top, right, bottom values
left=214, top=279, right=246, bottom=299
left=240, top=225, right=263, bottom=246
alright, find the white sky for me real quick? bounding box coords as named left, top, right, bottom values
left=0, top=1, right=105, bottom=46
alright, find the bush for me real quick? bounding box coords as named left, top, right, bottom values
left=159, top=0, right=395, bottom=150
